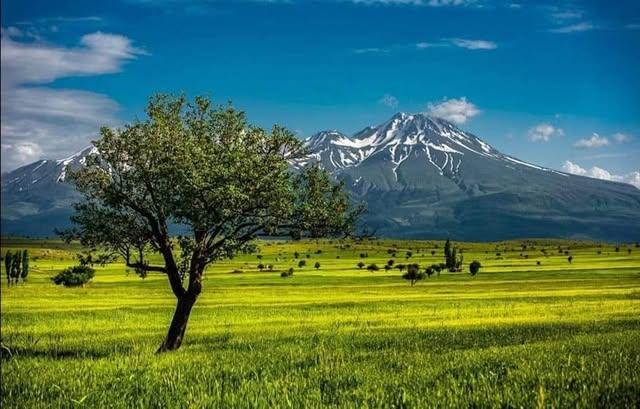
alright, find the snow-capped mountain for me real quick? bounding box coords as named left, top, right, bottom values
left=2, top=113, right=640, bottom=240
left=292, top=112, right=564, bottom=181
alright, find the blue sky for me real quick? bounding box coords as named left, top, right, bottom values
left=1, top=0, right=639, bottom=184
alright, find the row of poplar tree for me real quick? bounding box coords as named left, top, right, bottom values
left=4, top=250, right=29, bottom=285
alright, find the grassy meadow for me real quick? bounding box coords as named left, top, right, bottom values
left=1, top=237, right=639, bottom=408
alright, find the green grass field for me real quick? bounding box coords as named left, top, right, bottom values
left=1, top=237, right=639, bottom=408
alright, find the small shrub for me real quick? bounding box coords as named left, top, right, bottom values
left=231, top=269, right=244, bottom=274
left=281, top=267, right=294, bottom=278
left=298, top=260, right=307, bottom=268
left=469, top=261, right=481, bottom=276
left=367, top=264, right=379, bottom=272
left=52, top=265, right=95, bottom=287
left=357, top=261, right=365, bottom=269
left=314, top=262, right=321, bottom=270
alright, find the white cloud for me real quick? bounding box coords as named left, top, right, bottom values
left=450, top=38, right=497, bottom=50
left=574, top=133, right=609, bottom=149
left=527, top=123, right=564, bottom=142
left=562, top=160, right=640, bottom=189
left=1, top=87, right=121, bottom=170
left=426, top=97, right=480, bottom=124
left=549, top=22, right=596, bottom=33
left=613, top=132, right=632, bottom=143
left=1, top=30, right=146, bottom=88
left=379, top=94, right=399, bottom=108
left=1, top=27, right=144, bottom=171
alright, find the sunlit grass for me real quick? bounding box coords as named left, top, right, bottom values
left=1, top=237, right=639, bottom=408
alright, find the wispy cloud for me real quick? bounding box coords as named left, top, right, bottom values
left=562, top=160, right=640, bottom=189
left=355, top=37, right=497, bottom=54
left=426, top=97, right=480, bottom=124
left=613, top=132, right=633, bottom=143
left=349, top=0, right=477, bottom=6
left=2, top=30, right=146, bottom=88
left=549, top=22, right=596, bottom=33
left=574, top=133, right=610, bottom=149
left=527, top=123, right=564, bottom=142
left=449, top=38, right=497, bottom=50
left=1, top=27, right=145, bottom=171
left=379, top=94, right=399, bottom=108
left=353, top=47, right=389, bottom=54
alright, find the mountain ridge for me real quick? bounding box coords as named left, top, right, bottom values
left=2, top=113, right=639, bottom=240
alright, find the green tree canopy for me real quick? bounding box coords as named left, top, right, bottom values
left=59, top=94, right=364, bottom=352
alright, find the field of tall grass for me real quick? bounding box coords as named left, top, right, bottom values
left=1, top=237, right=639, bottom=408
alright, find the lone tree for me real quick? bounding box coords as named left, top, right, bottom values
left=402, top=264, right=424, bottom=286
left=59, top=94, right=363, bottom=352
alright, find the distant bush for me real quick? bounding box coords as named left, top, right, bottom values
left=402, top=264, right=424, bottom=286
left=367, top=264, right=379, bottom=272
left=298, top=260, right=307, bottom=268
left=52, top=265, right=95, bottom=287
left=231, top=269, right=244, bottom=274
left=281, top=268, right=294, bottom=278
left=357, top=261, right=365, bottom=269
left=314, top=262, right=321, bottom=270
left=469, top=261, right=481, bottom=276
left=568, top=255, right=573, bottom=264
left=425, top=267, right=434, bottom=277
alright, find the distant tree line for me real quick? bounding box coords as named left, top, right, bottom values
left=3, top=250, right=29, bottom=285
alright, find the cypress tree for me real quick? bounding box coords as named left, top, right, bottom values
left=444, top=239, right=451, bottom=269
left=4, top=251, right=12, bottom=286
left=11, top=253, right=21, bottom=284
left=21, top=250, right=29, bottom=281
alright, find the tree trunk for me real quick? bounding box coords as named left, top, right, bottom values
left=157, top=295, right=197, bottom=353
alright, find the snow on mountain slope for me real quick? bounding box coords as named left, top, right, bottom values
left=292, top=112, right=558, bottom=182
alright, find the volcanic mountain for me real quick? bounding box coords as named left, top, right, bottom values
left=2, top=113, right=639, bottom=240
